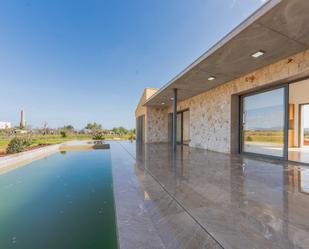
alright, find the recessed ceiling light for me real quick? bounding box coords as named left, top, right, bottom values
left=170, top=97, right=174, bottom=100
left=161, top=102, right=165, bottom=105
left=251, top=50, right=265, bottom=58
left=208, top=76, right=216, bottom=81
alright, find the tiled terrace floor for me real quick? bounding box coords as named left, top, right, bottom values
left=112, top=141, right=309, bottom=249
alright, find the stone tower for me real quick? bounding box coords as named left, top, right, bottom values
left=20, top=109, right=26, bottom=129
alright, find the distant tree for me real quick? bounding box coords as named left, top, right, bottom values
left=120, top=126, right=128, bottom=134
left=112, top=126, right=128, bottom=135
left=63, top=125, right=74, bottom=131
left=85, top=122, right=102, bottom=130
left=42, top=122, right=49, bottom=135
left=60, top=131, right=67, bottom=138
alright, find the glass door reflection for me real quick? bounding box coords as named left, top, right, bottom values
left=241, top=87, right=287, bottom=158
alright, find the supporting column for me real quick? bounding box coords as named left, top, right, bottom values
left=172, top=88, right=178, bottom=152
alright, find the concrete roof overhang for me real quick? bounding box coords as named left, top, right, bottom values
left=144, top=0, right=309, bottom=107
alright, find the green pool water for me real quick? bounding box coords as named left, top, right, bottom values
left=0, top=150, right=118, bottom=249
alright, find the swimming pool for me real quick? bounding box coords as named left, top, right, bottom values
left=0, top=149, right=118, bottom=249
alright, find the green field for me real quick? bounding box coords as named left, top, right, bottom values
left=243, top=130, right=284, bottom=144
left=0, top=133, right=132, bottom=154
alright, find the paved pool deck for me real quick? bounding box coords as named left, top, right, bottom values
left=111, top=141, right=309, bottom=249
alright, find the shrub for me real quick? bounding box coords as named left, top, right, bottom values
left=60, top=131, right=67, bottom=138
left=7, top=137, right=32, bottom=154
left=92, top=132, right=105, bottom=140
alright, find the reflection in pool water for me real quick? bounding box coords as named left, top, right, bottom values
left=0, top=150, right=118, bottom=249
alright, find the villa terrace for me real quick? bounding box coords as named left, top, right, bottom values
left=1, top=140, right=308, bottom=248
left=1, top=0, right=309, bottom=248
left=130, top=1, right=309, bottom=248
left=113, top=141, right=309, bottom=249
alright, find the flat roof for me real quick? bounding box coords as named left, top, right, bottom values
left=145, top=0, right=309, bottom=106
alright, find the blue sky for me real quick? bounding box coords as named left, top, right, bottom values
left=244, top=88, right=284, bottom=129
left=0, top=0, right=266, bottom=129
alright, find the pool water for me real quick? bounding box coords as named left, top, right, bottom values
left=0, top=150, right=118, bottom=249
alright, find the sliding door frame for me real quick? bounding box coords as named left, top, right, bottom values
left=239, top=84, right=289, bottom=160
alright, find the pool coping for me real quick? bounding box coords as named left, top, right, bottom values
left=0, top=144, right=61, bottom=174
left=110, top=141, right=167, bottom=249
left=0, top=140, right=111, bottom=173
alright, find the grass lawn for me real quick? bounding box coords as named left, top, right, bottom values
left=243, top=130, right=284, bottom=144
left=0, top=139, right=10, bottom=152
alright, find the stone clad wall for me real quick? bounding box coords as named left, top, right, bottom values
left=168, top=87, right=230, bottom=152
left=135, top=88, right=159, bottom=143
left=164, top=50, right=309, bottom=153
left=146, top=107, right=169, bottom=143
left=135, top=88, right=158, bottom=118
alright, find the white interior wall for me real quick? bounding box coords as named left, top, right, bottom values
left=289, top=79, right=309, bottom=146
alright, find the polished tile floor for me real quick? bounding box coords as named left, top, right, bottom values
left=113, top=141, right=309, bottom=249
left=289, top=147, right=309, bottom=164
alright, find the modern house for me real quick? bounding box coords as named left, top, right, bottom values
left=135, top=0, right=309, bottom=164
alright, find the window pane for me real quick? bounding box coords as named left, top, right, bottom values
left=242, top=88, right=285, bottom=157
left=176, top=113, right=182, bottom=143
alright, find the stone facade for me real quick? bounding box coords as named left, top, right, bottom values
left=135, top=88, right=158, bottom=118
left=143, top=50, right=309, bottom=153
left=172, top=90, right=230, bottom=152
left=135, top=88, right=158, bottom=143
left=146, top=107, right=169, bottom=143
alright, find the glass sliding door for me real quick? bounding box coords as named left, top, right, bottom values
left=176, top=113, right=182, bottom=143
left=168, top=113, right=173, bottom=143
left=174, top=110, right=190, bottom=145
left=136, top=115, right=145, bottom=143
left=241, top=87, right=287, bottom=158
